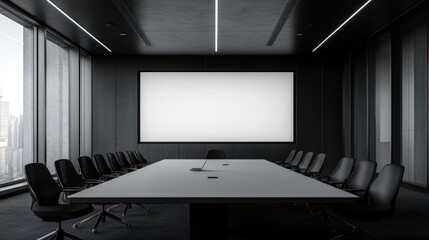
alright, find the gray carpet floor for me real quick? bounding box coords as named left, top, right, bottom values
left=1, top=187, right=428, bottom=239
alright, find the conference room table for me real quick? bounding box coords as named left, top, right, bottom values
left=68, top=159, right=357, bottom=239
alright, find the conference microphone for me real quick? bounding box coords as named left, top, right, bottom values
left=190, top=158, right=209, bottom=171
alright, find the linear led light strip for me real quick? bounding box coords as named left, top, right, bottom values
left=46, top=0, right=112, bottom=52
left=215, top=0, right=218, bottom=52
left=312, top=0, right=372, bottom=52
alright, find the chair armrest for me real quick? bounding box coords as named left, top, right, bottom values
left=101, top=174, right=118, bottom=180
left=62, top=187, right=85, bottom=193
left=342, top=188, right=367, bottom=193
left=85, top=179, right=104, bottom=185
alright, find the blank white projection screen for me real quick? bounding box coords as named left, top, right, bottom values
left=139, top=72, right=294, bottom=142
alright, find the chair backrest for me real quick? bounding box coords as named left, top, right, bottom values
left=329, top=157, right=355, bottom=183
left=55, top=159, right=85, bottom=188
left=206, top=149, right=226, bottom=159
left=127, top=150, right=141, bottom=166
left=346, top=160, right=377, bottom=190
left=298, top=152, right=313, bottom=170
left=94, top=154, right=113, bottom=175
left=25, top=163, right=61, bottom=206
left=116, top=151, right=132, bottom=168
left=107, top=152, right=123, bottom=171
left=78, top=156, right=100, bottom=180
left=368, top=164, right=404, bottom=216
left=290, top=151, right=303, bottom=167
left=307, top=153, right=326, bottom=173
left=284, top=150, right=296, bottom=164
left=134, top=150, right=149, bottom=164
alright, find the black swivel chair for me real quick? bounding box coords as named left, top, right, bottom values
left=206, top=149, right=227, bottom=159
left=127, top=150, right=145, bottom=168
left=342, top=161, right=377, bottom=200
left=329, top=164, right=404, bottom=240
left=284, top=150, right=303, bottom=169
left=93, top=154, right=150, bottom=217
left=276, top=149, right=296, bottom=165
left=26, top=163, right=93, bottom=240
left=93, top=154, right=124, bottom=177
left=78, top=156, right=130, bottom=233
left=291, top=152, right=313, bottom=172
left=55, top=159, right=106, bottom=230
left=134, top=150, right=151, bottom=165
left=106, top=152, right=129, bottom=174
left=303, top=160, right=377, bottom=228
left=303, top=153, right=326, bottom=178
left=322, top=157, right=355, bottom=187
left=116, top=151, right=139, bottom=171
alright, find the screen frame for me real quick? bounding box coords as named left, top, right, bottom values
left=137, top=70, right=296, bottom=144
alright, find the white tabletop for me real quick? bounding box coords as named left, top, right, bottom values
left=68, top=159, right=357, bottom=204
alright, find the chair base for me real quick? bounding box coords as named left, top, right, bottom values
left=122, top=203, right=150, bottom=218
left=299, top=206, right=338, bottom=232
left=37, top=222, right=81, bottom=240
left=72, top=205, right=130, bottom=234
left=329, top=214, right=381, bottom=240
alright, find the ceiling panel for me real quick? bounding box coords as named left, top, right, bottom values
left=5, top=0, right=425, bottom=55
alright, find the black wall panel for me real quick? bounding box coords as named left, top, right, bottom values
left=322, top=61, right=344, bottom=173
left=92, top=55, right=343, bottom=174
left=92, top=58, right=116, bottom=154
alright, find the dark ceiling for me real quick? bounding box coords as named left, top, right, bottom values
left=6, top=0, right=425, bottom=55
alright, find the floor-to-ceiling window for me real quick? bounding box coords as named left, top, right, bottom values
left=80, top=53, right=92, bottom=157
left=46, top=36, right=69, bottom=174
left=373, top=30, right=392, bottom=172
left=0, top=12, right=33, bottom=185
left=400, top=9, right=427, bottom=188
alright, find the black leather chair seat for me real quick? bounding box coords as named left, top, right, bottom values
left=33, top=203, right=93, bottom=221
left=333, top=204, right=389, bottom=222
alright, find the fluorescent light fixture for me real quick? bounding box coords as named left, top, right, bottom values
left=46, top=0, right=112, bottom=52
left=312, top=0, right=372, bottom=52
left=215, top=0, right=218, bottom=52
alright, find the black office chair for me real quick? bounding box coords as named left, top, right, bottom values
left=94, top=154, right=124, bottom=177
left=329, top=164, right=404, bottom=240
left=134, top=150, right=151, bottom=166
left=291, top=152, right=313, bottom=172
left=55, top=159, right=107, bottom=230
left=303, top=160, right=377, bottom=229
left=284, top=150, right=303, bottom=168
left=127, top=150, right=144, bottom=168
left=342, top=161, right=377, bottom=201
left=26, top=163, right=94, bottom=240
left=106, top=152, right=129, bottom=174
left=276, top=149, right=296, bottom=165
left=304, top=153, right=326, bottom=178
left=78, top=156, right=130, bottom=233
left=322, top=157, right=355, bottom=187
left=206, top=149, right=226, bottom=159
left=116, top=151, right=139, bottom=171
left=118, top=152, right=152, bottom=216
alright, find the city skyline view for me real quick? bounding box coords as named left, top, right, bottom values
left=0, top=13, right=29, bottom=184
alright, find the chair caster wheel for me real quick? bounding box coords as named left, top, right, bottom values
left=92, top=229, right=97, bottom=234
left=146, top=208, right=150, bottom=212
left=72, top=224, right=78, bottom=229
left=127, top=224, right=131, bottom=228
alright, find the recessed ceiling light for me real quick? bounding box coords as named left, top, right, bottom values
left=312, top=0, right=372, bottom=52
left=105, top=23, right=114, bottom=27
left=119, top=33, right=127, bottom=36
left=215, top=0, right=218, bottom=52
left=305, top=23, right=313, bottom=27
left=296, top=33, right=303, bottom=36
left=46, top=0, right=112, bottom=52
